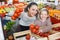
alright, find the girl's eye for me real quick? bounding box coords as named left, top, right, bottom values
left=32, top=9, right=35, bottom=11
left=36, top=10, right=38, bottom=12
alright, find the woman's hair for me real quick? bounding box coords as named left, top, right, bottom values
left=38, top=8, right=49, bottom=19
left=24, top=2, right=38, bottom=12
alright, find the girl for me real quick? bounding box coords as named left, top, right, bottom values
left=18, top=2, right=38, bottom=31
left=35, top=8, right=52, bottom=33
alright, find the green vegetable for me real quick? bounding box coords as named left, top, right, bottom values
left=6, top=21, right=15, bottom=31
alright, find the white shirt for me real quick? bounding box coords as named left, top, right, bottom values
left=19, top=12, right=36, bottom=26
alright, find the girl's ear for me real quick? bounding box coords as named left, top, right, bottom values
left=48, top=15, right=49, bottom=17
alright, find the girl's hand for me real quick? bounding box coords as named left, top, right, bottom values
left=39, top=30, right=43, bottom=33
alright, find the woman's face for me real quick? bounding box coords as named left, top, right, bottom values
left=28, top=5, right=38, bottom=17
left=40, top=11, right=48, bottom=20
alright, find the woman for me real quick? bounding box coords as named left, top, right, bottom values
left=18, top=2, right=38, bottom=31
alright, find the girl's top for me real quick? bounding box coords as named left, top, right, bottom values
left=34, top=17, right=52, bottom=32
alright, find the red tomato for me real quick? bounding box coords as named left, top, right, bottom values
left=44, top=33, right=49, bottom=37
left=15, top=9, right=20, bottom=13
left=35, top=25, right=39, bottom=30
left=52, top=27, right=60, bottom=31
left=26, top=39, right=30, bottom=40
left=58, top=27, right=60, bottom=30
left=17, top=13, right=21, bottom=16
left=19, top=8, right=23, bottom=12
left=26, top=34, right=30, bottom=39
left=39, top=32, right=49, bottom=37
left=1, top=14, right=5, bottom=18
left=11, top=16, right=16, bottom=20
left=35, top=30, right=39, bottom=34
left=32, top=29, right=37, bottom=34
left=36, top=32, right=40, bottom=35
left=14, top=13, right=18, bottom=18
left=39, top=32, right=43, bottom=36
left=30, top=24, right=35, bottom=30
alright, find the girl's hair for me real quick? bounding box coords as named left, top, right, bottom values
left=38, top=8, right=49, bottom=19
left=40, top=8, right=49, bottom=14
left=24, top=2, right=38, bottom=12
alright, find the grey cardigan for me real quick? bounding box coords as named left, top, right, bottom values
left=34, top=17, right=52, bottom=32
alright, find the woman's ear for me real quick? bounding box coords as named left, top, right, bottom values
left=28, top=8, right=30, bottom=11
left=47, top=15, right=49, bottom=18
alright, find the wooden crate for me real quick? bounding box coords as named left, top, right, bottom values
left=31, top=33, right=48, bottom=40
left=48, top=32, right=60, bottom=40
left=13, top=30, right=31, bottom=40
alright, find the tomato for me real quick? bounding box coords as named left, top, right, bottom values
left=36, top=32, right=40, bottom=35
left=11, top=16, right=16, bottom=20
left=39, top=32, right=43, bottom=36
left=30, top=29, right=33, bottom=32
left=1, top=14, right=5, bottom=18
left=30, top=24, right=35, bottom=30
left=15, top=9, right=20, bottom=13
left=35, top=25, right=39, bottom=30
left=39, top=32, right=49, bottom=37
left=17, top=12, right=21, bottom=16
left=43, top=33, right=49, bottom=37
left=26, top=39, right=30, bottom=40
left=32, top=29, right=37, bottom=34
left=35, top=30, right=39, bottom=34
left=52, top=27, right=60, bottom=31
left=26, top=34, right=30, bottom=40
left=14, top=13, right=18, bottom=18
left=19, top=8, right=23, bottom=12
left=58, top=27, right=60, bottom=30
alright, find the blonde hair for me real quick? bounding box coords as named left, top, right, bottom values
left=37, top=8, right=49, bottom=20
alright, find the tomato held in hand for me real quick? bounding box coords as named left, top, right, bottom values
left=32, top=29, right=38, bottom=34
left=35, top=25, right=39, bottom=30
left=36, top=32, right=40, bottom=35
left=30, top=24, right=35, bottom=30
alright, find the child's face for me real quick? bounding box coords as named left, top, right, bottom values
left=40, top=11, right=48, bottom=20
left=28, top=5, right=38, bottom=17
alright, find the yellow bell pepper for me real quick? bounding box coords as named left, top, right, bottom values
left=0, top=8, right=6, bottom=14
